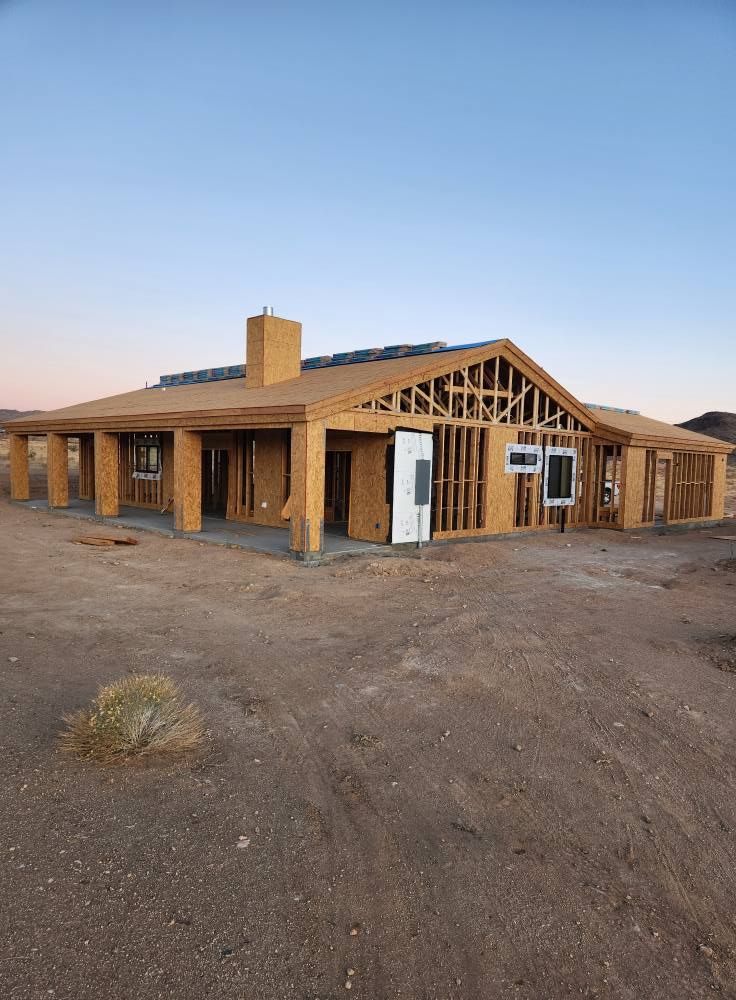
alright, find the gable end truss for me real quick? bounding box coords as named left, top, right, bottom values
left=354, top=356, right=589, bottom=431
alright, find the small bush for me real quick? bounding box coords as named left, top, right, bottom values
left=59, top=674, right=205, bottom=763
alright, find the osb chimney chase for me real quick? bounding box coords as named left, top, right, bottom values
left=245, top=308, right=302, bottom=389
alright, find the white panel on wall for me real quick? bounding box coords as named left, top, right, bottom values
left=391, top=430, right=433, bottom=544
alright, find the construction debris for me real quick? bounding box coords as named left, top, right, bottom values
left=73, top=535, right=139, bottom=547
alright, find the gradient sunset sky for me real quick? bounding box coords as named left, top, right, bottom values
left=1, top=1, right=734, bottom=423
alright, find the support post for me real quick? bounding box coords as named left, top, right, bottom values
left=47, top=433, right=69, bottom=508
left=9, top=433, right=30, bottom=501
left=174, top=429, right=202, bottom=532
left=94, top=431, right=119, bottom=517
left=289, top=420, right=325, bottom=559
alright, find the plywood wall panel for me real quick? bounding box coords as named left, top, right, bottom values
left=252, top=430, right=289, bottom=527
left=620, top=446, right=646, bottom=529
left=485, top=427, right=520, bottom=535
left=9, top=433, right=30, bottom=501
left=712, top=454, right=727, bottom=519
left=94, top=432, right=119, bottom=516
left=289, top=420, right=325, bottom=553
left=174, top=429, right=202, bottom=532
left=47, top=433, right=69, bottom=508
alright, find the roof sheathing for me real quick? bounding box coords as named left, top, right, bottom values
left=6, top=339, right=730, bottom=453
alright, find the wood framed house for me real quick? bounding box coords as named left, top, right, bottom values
left=7, top=309, right=732, bottom=559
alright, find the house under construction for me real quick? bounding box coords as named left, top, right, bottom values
left=7, top=309, right=732, bottom=559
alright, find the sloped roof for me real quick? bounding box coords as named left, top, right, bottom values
left=592, top=408, right=734, bottom=453
left=6, top=342, right=515, bottom=432
left=5, top=337, right=731, bottom=454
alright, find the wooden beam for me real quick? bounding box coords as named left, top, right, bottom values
left=9, top=433, right=30, bottom=501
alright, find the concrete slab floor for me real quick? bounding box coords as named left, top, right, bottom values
left=13, top=498, right=384, bottom=561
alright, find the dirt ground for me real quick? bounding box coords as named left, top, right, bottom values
left=2, top=497, right=736, bottom=1000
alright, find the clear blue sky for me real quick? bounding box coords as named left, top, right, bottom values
left=1, top=0, right=734, bottom=422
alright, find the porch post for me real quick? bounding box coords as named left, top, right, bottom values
left=619, top=446, right=645, bottom=530
left=9, top=433, right=30, bottom=501
left=94, top=431, right=119, bottom=516
left=174, top=429, right=202, bottom=532
left=47, top=433, right=69, bottom=508
left=289, top=420, right=325, bottom=558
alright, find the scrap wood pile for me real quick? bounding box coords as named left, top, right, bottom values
left=73, top=534, right=139, bottom=547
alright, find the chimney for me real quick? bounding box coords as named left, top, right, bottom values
left=245, top=307, right=302, bottom=389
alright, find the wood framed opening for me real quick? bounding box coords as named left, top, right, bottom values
left=433, top=425, right=489, bottom=534
left=324, top=451, right=351, bottom=523
left=202, top=449, right=229, bottom=516
left=592, top=443, right=622, bottom=525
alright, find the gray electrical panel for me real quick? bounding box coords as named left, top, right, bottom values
left=414, top=459, right=431, bottom=506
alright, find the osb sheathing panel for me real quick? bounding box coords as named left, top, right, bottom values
left=47, top=433, right=69, bottom=508
left=174, top=429, right=202, bottom=532
left=9, top=433, right=30, bottom=501
left=290, top=421, right=325, bottom=552
left=712, top=454, right=727, bottom=519
left=245, top=315, right=302, bottom=389
left=252, top=430, right=288, bottom=527
left=619, top=446, right=646, bottom=529
left=6, top=341, right=599, bottom=436
left=325, top=431, right=391, bottom=544
left=94, top=431, right=119, bottom=516
left=485, top=427, right=520, bottom=535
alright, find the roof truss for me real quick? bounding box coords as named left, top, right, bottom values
left=351, top=352, right=591, bottom=431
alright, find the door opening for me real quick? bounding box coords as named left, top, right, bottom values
left=324, top=451, right=351, bottom=524
left=202, top=449, right=229, bottom=516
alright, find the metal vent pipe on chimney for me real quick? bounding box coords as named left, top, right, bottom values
left=263, top=305, right=274, bottom=316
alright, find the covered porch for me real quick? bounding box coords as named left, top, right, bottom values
left=12, top=497, right=382, bottom=559
left=8, top=421, right=391, bottom=561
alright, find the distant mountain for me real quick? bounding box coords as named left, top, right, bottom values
left=677, top=411, right=736, bottom=462
left=0, top=409, right=43, bottom=429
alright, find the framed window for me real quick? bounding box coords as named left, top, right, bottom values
left=543, top=446, right=577, bottom=506
left=505, top=443, right=543, bottom=474
left=133, top=436, right=162, bottom=480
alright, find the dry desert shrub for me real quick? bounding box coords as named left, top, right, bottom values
left=59, top=674, right=205, bottom=763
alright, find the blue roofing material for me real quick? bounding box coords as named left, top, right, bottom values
left=150, top=339, right=499, bottom=389
left=585, top=402, right=641, bottom=415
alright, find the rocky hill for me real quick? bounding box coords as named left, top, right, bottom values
left=677, top=411, right=736, bottom=462
left=0, top=409, right=42, bottom=430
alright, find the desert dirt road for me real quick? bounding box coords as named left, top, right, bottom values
left=1, top=498, right=735, bottom=1000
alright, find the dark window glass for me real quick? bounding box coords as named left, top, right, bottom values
left=547, top=455, right=573, bottom=499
